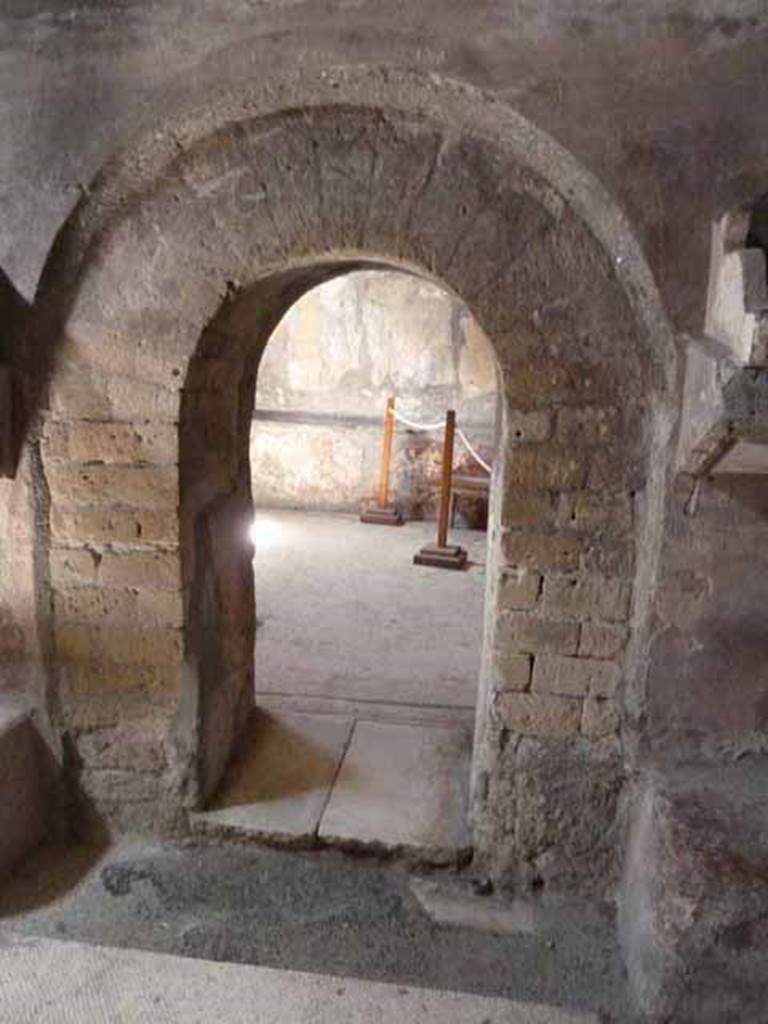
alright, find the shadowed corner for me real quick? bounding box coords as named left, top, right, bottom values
left=208, top=709, right=348, bottom=809
left=0, top=701, right=111, bottom=918
left=0, top=266, right=31, bottom=478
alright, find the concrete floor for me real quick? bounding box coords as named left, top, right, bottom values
left=252, top=510, right=487, bottom=714
left=196, top=511, right=485, bottom=854
left=0, top=839, right=633, bottom=1022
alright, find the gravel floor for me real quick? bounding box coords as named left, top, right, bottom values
left=0, top=837, right=634, bottom=1022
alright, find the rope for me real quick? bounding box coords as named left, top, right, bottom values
left=456, top=427, right=493, bottom=474
left=389, top=401, right=493, bottom=473
left=391, top=408, right=445, bottom=432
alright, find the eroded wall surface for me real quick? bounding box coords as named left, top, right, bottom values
left=250, top=270, right=497, bottom=519
left=2, top=1, right=767, bottom=332
left=646, top=472, right=768, bottom=760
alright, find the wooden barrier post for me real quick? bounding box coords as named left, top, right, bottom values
left=378, top=395, right=396, bottom=508
left=436, top=408, right=455, bottom=547
left=360, top=396, right=403, bottom=526
left=413, top=409, right=467, bottom=570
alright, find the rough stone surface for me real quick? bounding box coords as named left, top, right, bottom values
left=644, top=473, right=768, bottom=762
left=541, top=575, right=630, bottom=623
left=498, top=694, right=582, bottom=739
left=501, top=532, right=582, bottom=573
left=498, top=571, right=542, bottom=612
left=493, top=654, right=533, bottom=693
left=532, top=656, right=620, bottom=700
left=620, top=764, right=768, bottom=1022
left=478, top=735, right=624, bottom=898
left=578, top=623, right=628, bottom=661
left=580, top=699, right=620, bottom=740
left=496, top=615, right=580, bottom=657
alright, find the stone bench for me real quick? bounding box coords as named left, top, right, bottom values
left=620, top=762, right=768, bottom=1022
left=0, top=695, right=53, bottom=878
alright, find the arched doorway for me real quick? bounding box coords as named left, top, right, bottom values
left=189, top=267, right=499, bottom=853
left=36, top=69, right=675, bottom=894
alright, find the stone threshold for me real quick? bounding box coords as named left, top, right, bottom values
left=190, top=710, right=472, bottom=866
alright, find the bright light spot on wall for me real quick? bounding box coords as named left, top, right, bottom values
left=249, top=516, right=283, bottom=549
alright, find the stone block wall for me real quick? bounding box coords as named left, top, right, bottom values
left=21, top=77, right=673, bottom=892
left=40, top=396, right=186, bottom=828
left=472, top=395, right=636, bottom=895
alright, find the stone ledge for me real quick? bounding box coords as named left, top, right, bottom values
left=678, top=339, right=768, bottom=476
left=620, top=762, right=768, bottom=1022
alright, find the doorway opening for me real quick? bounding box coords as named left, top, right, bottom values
left=196, top=269, right=499, bottom=857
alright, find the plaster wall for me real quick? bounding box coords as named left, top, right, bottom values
left=250, top=271, right=497, bottom=518
left=2, top=1, right=768, bottom=335
left=645, top=472, right=768, bottom=761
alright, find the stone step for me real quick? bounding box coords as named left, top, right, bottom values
left=0, top=933, right=599, bottom=1023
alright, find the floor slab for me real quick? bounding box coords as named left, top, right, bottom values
left=257, top=692, right=476, bottom=729
left=318, top=719, right=472, bottom=854
left=0, top=933, right=599, bottom=1024
left=192, top=711, right=353, bottom=841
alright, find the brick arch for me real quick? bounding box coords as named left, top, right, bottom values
left=36, top=71, right=676, bottom=893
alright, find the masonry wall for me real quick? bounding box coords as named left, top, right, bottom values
left=645, top=472, right=768, bottom=761
left=16, top=81, right=669, bottom=897
left=250, top=270, right=497, bottom=521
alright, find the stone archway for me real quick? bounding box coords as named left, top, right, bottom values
left=34, top=67, right=676, bottom=894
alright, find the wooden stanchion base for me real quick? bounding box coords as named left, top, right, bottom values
left=360, top=504, right=403, bottom=526
left=413, top=543, right=468, bottom=570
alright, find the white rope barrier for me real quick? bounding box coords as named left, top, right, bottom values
left=456, top=427, right=493, bottom=474
left=391, top=408, right=446, bottom=432
left=389, top=402, right=492, bottom=474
